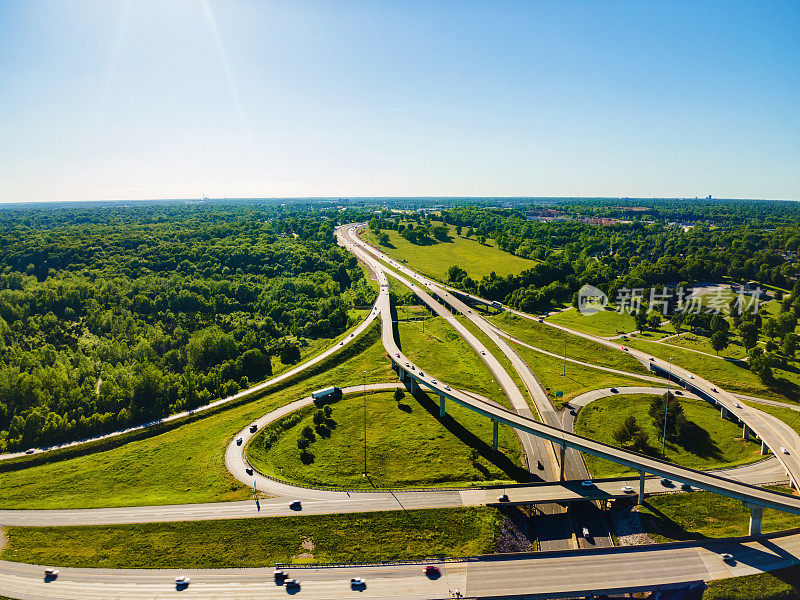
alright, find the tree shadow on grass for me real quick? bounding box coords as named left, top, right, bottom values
left=411, top=389, right=530, bottom=483
left=639, top=500, right=706, bottom=542
left=771, top=376, right=800, bottom=402
left=396, top=403, right=412, bottom=413
left=675, top=422, right=724, bottom=461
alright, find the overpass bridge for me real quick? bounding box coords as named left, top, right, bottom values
left=343, top=224, right=800, bottom=535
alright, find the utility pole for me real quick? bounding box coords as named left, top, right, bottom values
left=362, top=370, right=368, bottom=477
left=662, top=357, right=673, bottom=458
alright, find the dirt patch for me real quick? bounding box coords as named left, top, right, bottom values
left=610, top=504, right=656, bottom=546
left=292, top=536, right=315, bottom=561
left=495, top=509, right=535, bottom=553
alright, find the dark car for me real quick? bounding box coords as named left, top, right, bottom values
left=425, top=565, right=440, bottom=577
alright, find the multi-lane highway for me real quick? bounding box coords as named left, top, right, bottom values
left=342, top=224, right=800, bottom=516
left=2, top=221, right=800, bottom=599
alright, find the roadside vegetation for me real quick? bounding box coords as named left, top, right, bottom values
left=452, top=315, right=539, bottom=419
left=510, top=343, right=646, bottom=409
left=489, top=312, right=650, bottom=375
left=397, top=315, right=510, bottom=408
left=575, top=393, right=764, bottom=477
left=0, top=322, right=396, bottom=509
left=362, top=221, right=536, bottom=281
left=247, top=390, right=526, bottom=489
left=0, top=204, right=379, bottom=453
left=703, top=566, right=800, bottom=600
left=0, top=507, right=500, bottom=568
left=545, top=307, right=637, bottom=337
left=635, top=486, right=798, bottom=541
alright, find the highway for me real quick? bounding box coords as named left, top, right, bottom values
left=2, top=222, right=800, bottom=599
left=4, top=530, right=800, bottom=599
left=342, top=224, right=800, bottom=516
left=339, top=226, right=592, bottom=549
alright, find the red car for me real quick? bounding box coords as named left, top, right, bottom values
left=425, top=565, right=440, bottom=576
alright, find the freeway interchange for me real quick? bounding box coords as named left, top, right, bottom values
left=1, top=222, right=800, bottom=599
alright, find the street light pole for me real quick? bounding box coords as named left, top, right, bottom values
left=662, top=357, right=673, bottom=458
left=362, top=370, right=367, bottom=477
left=562, top=339, right=566, bottom=376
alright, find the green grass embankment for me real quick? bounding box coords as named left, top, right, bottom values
left=0, top=507, right=500, bottom=568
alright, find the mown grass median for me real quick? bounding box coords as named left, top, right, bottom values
left=246, top=390, right=526, bottom=489
left=0, top=507, right=500, bottom=568
left=575, top=393, right=764, bottom=478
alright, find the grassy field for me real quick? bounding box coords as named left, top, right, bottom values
left=546, top=308, right=638, bottom=337
left=490, top=312, right=651, bottom=375
left=453, top=315, right=539, bottom=419
left=246, top=390, right=526, bottom=489
left=575, top=394, right=764, bottom=478
left=398, top=316, right=509, bottom=407
left=703, top=566, right=800, bottom=600
left=362, top=224, right=536, bottom=281
left=0, top=507, right=499, bottom=568
left=511, top=344, right=647, bottom=409
left=625, top=338, right=800, bottom=404
left=0, top=323, right=398, bottom=509
left=662, top=331, right=749, bottom=359
left=637, top=486, right=799, bottom=541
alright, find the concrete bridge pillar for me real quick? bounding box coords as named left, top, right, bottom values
left=439, top=395, right=446, bottom=418
left=743, top=424, right=752, bottom=440
left=761, top=440, right=770, bottom=455
left=559, top=442, right=567, bottom=481
left=744, top=503, right=763, bottom=536
left=721, top=406, right=729, bottom=419
left=638, top=470, right=646, bottom=505
left=492, top=420, right=499, bottom=451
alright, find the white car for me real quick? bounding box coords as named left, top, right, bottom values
left=350, top=577, right=366, bottom=586
left=431, top=379, right=437, bottom=384
left=581, top=480, right=594, bottom=487
left=175, top=575, right=190, bottom=585
left=621, top=485, right=634, bottom=494
left=444, top=385, right=451, bottom=391
left=720, top=553, right=734, bottom=563
left=44, top=568, right=59, bottom=578
left=481, top=350, right=486, bottom=355
left=285, top=578, right=300, bottom=588
left=236, top=437, right=243, bottom=446
left=582, top=527, right=590, bottom=538
left=781, top=447, right=790, bottom=455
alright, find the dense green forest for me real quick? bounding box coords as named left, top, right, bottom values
left=369, top=202, right=800, bottom=312
left=5, top=197, right=800, bottom=452
left=0, top=203, right=376, bottom=452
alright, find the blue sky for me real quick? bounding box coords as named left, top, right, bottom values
left=1, top=0, right=798, bottom=202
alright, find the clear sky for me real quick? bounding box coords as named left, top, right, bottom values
left=1, top=0, right=798, bottom=202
